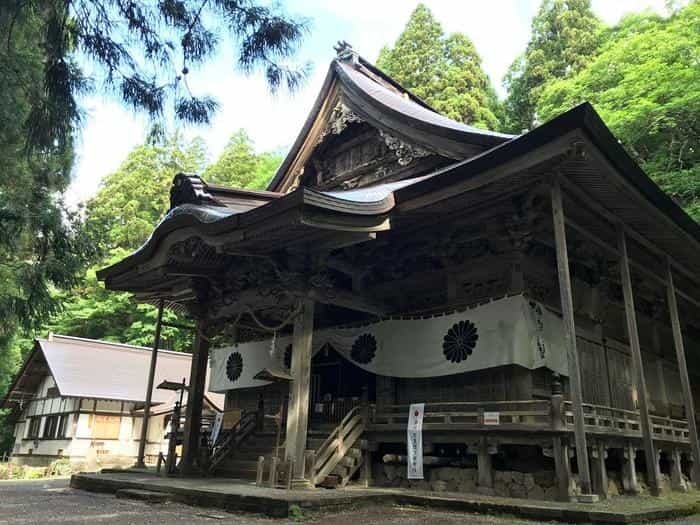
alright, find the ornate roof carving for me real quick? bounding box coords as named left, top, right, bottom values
left=170, top=173, right=223, bottom=209
left=317, top=101, right=363, bottom=144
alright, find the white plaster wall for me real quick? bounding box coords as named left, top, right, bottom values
left=75, top=414, right=92, bottom=438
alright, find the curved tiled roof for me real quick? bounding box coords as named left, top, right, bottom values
left=267, top=52, right=516, bottom=192
left=336, top=60, right=513, bottom=142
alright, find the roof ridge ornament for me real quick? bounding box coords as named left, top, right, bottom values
left=170, top=173, right=223, bottom=209
left=334, top=40, right=358, bottom=65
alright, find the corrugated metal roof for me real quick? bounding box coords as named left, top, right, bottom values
left=37, top=334, right=223, bottom=409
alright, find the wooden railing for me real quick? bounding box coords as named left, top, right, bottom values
left=310, top=406, right=365, bottom=487
left=312, top=397, right=362, bottom=426
left=208, top=410, right=257, bottom=473
left=562, top=401, right=689, bottom=442
left=367, top=399, right=690, bottom=444
left=370, top=400, right=553, bottom=429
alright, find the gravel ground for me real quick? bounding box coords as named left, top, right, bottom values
left=1, top=479, right=700, bottom=525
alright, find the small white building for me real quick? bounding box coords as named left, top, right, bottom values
left=2, top=334, right=223, bottom=469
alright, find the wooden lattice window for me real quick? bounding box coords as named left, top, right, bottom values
left=42, top=415, right=59, bottom=439
left=27, top=417, right=41, bottom=439
left=91, top=415, right=121, bottom=439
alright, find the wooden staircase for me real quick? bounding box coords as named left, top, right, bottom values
left=209, top=407, right=367, bottom=488
left=214, top=430, right=284, bottom=479
left=208, top=411, right=258, bottom=475
left=309, top=407, right=366, bottom=488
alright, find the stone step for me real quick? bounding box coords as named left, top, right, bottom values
left=219, top=459, right=260, bottom=470
left=115, top=489, right=171, bottom=503
left=318, top=473, right=341, bottom=489
left=236, top=445, right=283, bottom=454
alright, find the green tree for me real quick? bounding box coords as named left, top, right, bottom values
left=3, top=0, right=309, bottom=154
left=502, top=0, right=602, bottom=132
left=538, top=3, right=700, bottom=221
left=205, top=130, right=283, bottom=190
left=0, top=8, right=94, bottom=341
left=86, top=135, right=208, bottom=252
left=46, top=251, right=194, bottom=351
left=377, top=4, right=501, bottom=130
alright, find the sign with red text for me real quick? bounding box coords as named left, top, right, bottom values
left=407, top=403, right=425, bottom=479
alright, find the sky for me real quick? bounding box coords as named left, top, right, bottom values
left=66, top=0, right=669, bottom=208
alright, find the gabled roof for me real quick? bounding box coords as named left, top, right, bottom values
left=1, top=334, right=223, bottom=411
left=267, top=49, right=515, bottom=193
left=395, top=102, right=700, bottom=246
left=97, top=173, right=398, bottom=283
left=98, top=102, right=700, bottom=302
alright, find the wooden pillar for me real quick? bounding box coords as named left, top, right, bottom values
left=666, top=258, right=700, bottom=484
left=285, top=299, right=314, bottom=479
left=476, top=437, right=494, bottom=489
left=135, top=299, right=164, bottom=468
left=622, top=443, right=640, bottom=494
left=550, top=178, right=592, bottom=496
left=670, top=447, right=689, bottom=492
left=553, top=436, right=573, bottom=501
left=179, top=318, right=210, bottom=475
left=617, top=226, right=660, bottom=494
left=590, top=441, right=608, bottom=499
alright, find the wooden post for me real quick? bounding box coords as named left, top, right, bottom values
left=550, top=178, right=593, bottom=496
left=476, top=437, right=494, bottom=489
left=666, top=257, right=700, bottom=484
left=617, top=226, right=660, bottom=495
left=179, top=318, right=210, bottom=475
left=256, top=456, right=265, bottom=486
left=361, top=448, right=373, bottom=487
left=553, top=436, right=572, bottom=501
left=622, top=444, right=640, bottom=494
left=285, top=459, right=295, bottom=489
left=257, top=393, right=265, bottom=432
left=670, top=448, right=689, bottom=492
left=285, top=299, right=315, bottom=478
left=590, top=441, right=608, bottom=500
left=135, top=299, right=164, bottom=468
left=268, top=456, right=279, bottom=487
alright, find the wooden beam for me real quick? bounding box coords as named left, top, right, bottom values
left=398, top=131, right=579, bottom=212
left=285, top=299, right=315, bottom=478
left=581, top=138, right=700, bottom=274
left=559, top=175, right=700, bottom=289
left=179, top=319, right=210, bottom=475
left=666, top=257, right=700, bottom=483
left=617, top=225, right=660, bottom=495
left=314, top=232, right=376, bottom=255
left=135, top=300, right=164, bottom=468
left=564, top=216, right=700, bottom=310
left=304, top=286, right=386, bottom=316
left=550, top=177, right=593, bottom=496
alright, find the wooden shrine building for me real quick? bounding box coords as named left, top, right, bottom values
left=97, top=45, right=700, bottom=501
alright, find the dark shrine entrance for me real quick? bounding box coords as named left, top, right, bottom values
left=310, top=345, right=375, bottom=427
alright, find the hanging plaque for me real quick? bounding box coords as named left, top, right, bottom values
left=407, top=403, right=425, bottom=479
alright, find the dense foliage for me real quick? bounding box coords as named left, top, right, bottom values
left=0, top=6, right=95, bottom=451
left=376, top=4, right=501, bottom=130
left=3, top=0, right=309, bottom=153
left=537, top=2, right=700, bottom=221
left=48, top=131, right=281, bottom=350
left=502, top=0, right=602, bottom=132
left=0, top=0, right=298, bottom=455
left=205, top=130, right=283, bottom=189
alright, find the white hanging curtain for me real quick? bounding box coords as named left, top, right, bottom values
left=208, top=295, right=567, bottom=393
